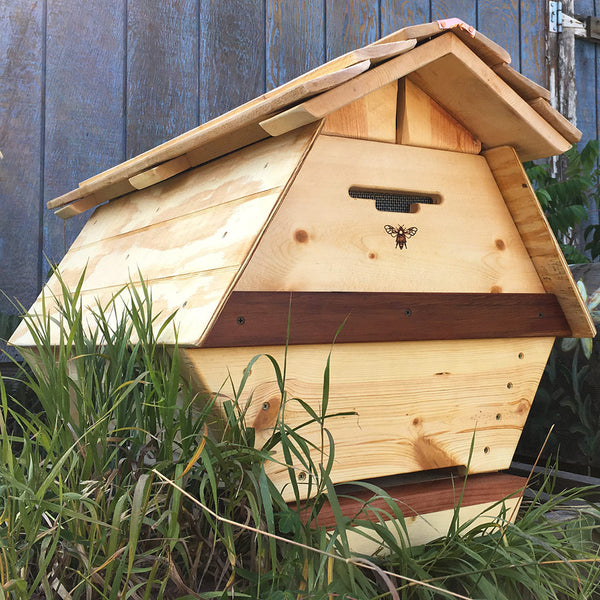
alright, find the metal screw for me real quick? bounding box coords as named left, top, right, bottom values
left=262, top=402, right=270, bottom=411
left=405, top=309, right=412, bottom=317
left=237, top=316, right=245, bottom=325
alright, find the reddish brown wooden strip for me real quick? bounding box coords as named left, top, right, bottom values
left=201, top=292, right=570, bottom=347
left=301, top=472, right=526, bottom=528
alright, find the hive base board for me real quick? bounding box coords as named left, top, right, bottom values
left=300, top=472, right=525, bottom=555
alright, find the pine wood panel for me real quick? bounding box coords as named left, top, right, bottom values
left=484, top=146, right=596, bottom=339
left=10, top=127, right=320, bottom=348
left=0, top=1, right=44, bottom=316
left=68, top=130, right=314, bottom=249
left=406, top=35, right=571, bottom=161
left=43, top=0, right=125, bottom=265
left=322, top=82, right=398, bottom=142
left=397, top=78, right=481, bottom=153
left=181, top=336, right=553, bottom=501
left=492, top=63, right=551, bottom=102
left=528, top=98, right=582, bottom=144
left=202, top=292, right=570, bottom=347
left=235, top=134, right=545, bottom=295
left=261, top=32, right=570, bottom=161
left=126, top=0, right=199, bottom=158
left=47, top=58, right=376, bottom=217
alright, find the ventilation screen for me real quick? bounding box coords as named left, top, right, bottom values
left=349, top=187, right=438, bottom=213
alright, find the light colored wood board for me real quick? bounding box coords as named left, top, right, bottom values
left=321, top=81, right=398, bottom=142
left=406, top=35, right=571, bottom=161
left=12, top=126, right=321, bottom=348
left=235, top=135, right=545, bottom=295
left=48, top=45, right=408, bottom=216
left=9, top=267, right=239, bottom=348
left=260, top=32, right=569, bottom=161
left=67, top=129, right=315, bottom=250
left=397, top=77, right=481, bottom=153
left=528, top=98, right=582, bottom=144
left=181, top=336, right=553, bottom=501
left=484, top=146, right=596, bottom=339
left=259, top=34, right=453, bottom=137
left=347, top=496, right=522, bottom=555
left=128, top=154, right=192, bottom=190
left=370, top=18, right=511, bottom=66
left=493, top=62, right=551, bottom=101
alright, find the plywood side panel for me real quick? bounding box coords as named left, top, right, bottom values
left=181, top=337, right=553, bottom=501
left=484, top=146, right=596, bottom=339
left=235, top=135, right=545, bottom=294
left=322, top=81, right=397, bottom=142
left=397, top=78, right=481, bottom=153
left=11, top=126, right=320, bottom=348
left=69, top=129, right=314, bottom=249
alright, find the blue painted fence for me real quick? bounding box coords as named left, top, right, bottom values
left=1, top=0, right=591, bottom=328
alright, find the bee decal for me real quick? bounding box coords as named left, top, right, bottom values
left=384, top=224, right=418, bottom=249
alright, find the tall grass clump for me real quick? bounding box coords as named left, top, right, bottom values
left=0, top=271, right=599, bottom=599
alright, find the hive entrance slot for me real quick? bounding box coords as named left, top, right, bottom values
left=349, top=187, right=439, bottom=213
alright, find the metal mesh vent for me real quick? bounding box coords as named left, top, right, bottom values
left=349, top=188, right=436, bottom=213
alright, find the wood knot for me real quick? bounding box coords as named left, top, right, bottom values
left=294, top=229, right=309, bottom=243
left=495, top=239, right=506, bottom=250
left=252, top=396, right=281, bottom=431
left=490, top=285, right=502, bottom=294
left=368, top=252, right=377, bottom=260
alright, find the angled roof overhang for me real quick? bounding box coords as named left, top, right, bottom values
left=46, top=19, right=579, bottom=220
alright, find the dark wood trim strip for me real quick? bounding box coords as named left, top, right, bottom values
left=300, top=472, right=526, bottom=528
left=201, top=292, right=570, bottom=347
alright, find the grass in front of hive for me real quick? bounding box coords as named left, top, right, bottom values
left=0, top=272, right=599, bottom=599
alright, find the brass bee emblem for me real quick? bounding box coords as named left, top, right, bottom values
left=384, top=224, right=418, bottom=249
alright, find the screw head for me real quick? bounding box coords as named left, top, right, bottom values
left=237, top=316, right=245, bottom=325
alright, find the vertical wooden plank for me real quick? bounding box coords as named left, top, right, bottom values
left=43, top=0, right=125, bottom=268
left=431, top=0, right=477, bottom=25
left=199, top=1, right=265, bottom=123
left=574, top=0, right=597, bottom=144
left=574, top=0, right=599, bottom=230
left=477, top=0, right=520, bottom=70
left=265, top=0, right=325, bottom=89
left=325, top=0, right=379, bottom=60
left=380, top=1, right=431, bottom=37
left=0, top=1, right=43, bottom=317
left=127, top=0, right=199, bottom=158
left=520, top=0, right=547, bottom=86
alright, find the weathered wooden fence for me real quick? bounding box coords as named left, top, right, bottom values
left=0, top=0, right=596, bottom=331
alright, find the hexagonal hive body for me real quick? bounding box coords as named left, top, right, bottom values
left=11, top=20, right=595, bottom=546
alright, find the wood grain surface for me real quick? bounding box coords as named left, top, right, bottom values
left=3, top=2, right=589, bottom=357
left=0, top=1, right=44, bottom=316
left=9, top=127, right=320, bottom=348
left=266, top=1, right=325, bottom=89
left=43, top=0, right=125, bottom=267
left=127, top=0, right=199, bottom=158
left=202, top=291, right=570, bottom=347
left=181, top=336, right=553, bottom=501
left=199, top=1, right=265, bottom=123
left=235, top=134, right=546, bottom=295
left=326, top=1, right=379, bottom=60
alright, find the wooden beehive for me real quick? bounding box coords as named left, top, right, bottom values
left=11, top=19, right=596, bottom=546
